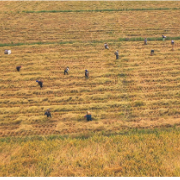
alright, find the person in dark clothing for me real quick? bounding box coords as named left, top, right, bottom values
left=151, top=49, right=154, bottom=56
left=64, top=67, right=69, bottom=75
left=16, top=66, right=22, bottom=72
left=84, top=111, right=92, bottom=121
left=85, top=69, right=89, bottom=78
left=114, top=50, right=119, bottom=59
left=162, top=35, right=166, bottom=41
left=45, top=109, right=51, bottom=117
left=36, top=80, right=43, bottom=88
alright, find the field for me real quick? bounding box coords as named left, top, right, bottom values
left=1, top=1, right=180, bottom=177
left=1, top=128, right=180, bottom=177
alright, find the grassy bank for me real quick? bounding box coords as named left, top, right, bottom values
left=1, top=36, right=180, bottom=47
left=21, top=7, right=180, bottom=14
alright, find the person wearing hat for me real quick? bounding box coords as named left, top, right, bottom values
left=114, top=50, right=119, bottom=59
left=85, top=69, right=89, bottom=78
left=84, top=111, right=92, bottom=121
left=64, top=67, right=69, bottom=75
left=45, top=109, right=51, bottom=117
left=16, top=66, right=22, bottom=72
left=36, top=79, right=43, bottom=88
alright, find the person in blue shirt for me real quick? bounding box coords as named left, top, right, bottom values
left=45, top=109, right=51, bottom=118
left=84, top=111, right=92, bottom=121
left=85, top=69, right=89, bottom=79
left=36, top=79, right=43, bottom=88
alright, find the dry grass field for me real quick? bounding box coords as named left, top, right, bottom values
left=1, top=12, right=180, bottom=44
left=0, top=128, right=180, bottom=177
left=1, top=37, right=180, bottom=137
left=0, top=0, right=180, bottom=13
left=1, top=1, right=180, bottom=177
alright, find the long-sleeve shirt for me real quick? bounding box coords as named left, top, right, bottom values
left=45, top=111, right=51, bottom=117
left=85, top=114, right=92, bottom=121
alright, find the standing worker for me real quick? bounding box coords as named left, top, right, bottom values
left=144, top=38, right=147, bottom=45
left=16, top=66, right=22, bottom=72
left=171, top=40, right=174, bottom=50
left=36, top=79, right=43, bottom=88
left=114, top=50, right=119, bottom=59
left=85, top=69, right=89, bottom=79
left=84, top=111, right=92, bottom=121
left=64, top=66, right=69, bottom=75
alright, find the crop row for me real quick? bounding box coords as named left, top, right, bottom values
left=1, top=10, right=180, bottom=44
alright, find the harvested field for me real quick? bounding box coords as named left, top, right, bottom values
left=0, top=39, right=180, bottom=137
left=1, top=1, right=180, bottom=12
left=1, top=1, right=180, bottom=176
left=1, top=11, right=180, bottom=44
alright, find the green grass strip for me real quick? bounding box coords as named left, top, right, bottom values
left=1, top=36, right=180, bottom=47
left=21, top=7, right=180, bottom=14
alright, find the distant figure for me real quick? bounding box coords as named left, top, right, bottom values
left=4, top=50, right=11, bottom=55
left=171, top=40, right=174, bottom=50
left=16, top=66, right=21, bottom=72
left=84, top=111, right=92, bottom=121
left=104, top=43, right=109, bottom=49
left=45, top=109, right=51, bottom=118
left=85, top=69, right=89, bottom=78
left=114, top=50, right=119, bottom=59
left=36, top=80, right=43, bottom=88
left=64, top=67, right=69, bottom=75
left=151, top=49, right=154, bottom=56
left=144, top=38, right=147, bottom=45
left=162, top=35, right=166, bottom=41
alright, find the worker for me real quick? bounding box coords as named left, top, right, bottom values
left=85, top=69, right=89, bottom=78
left=45, top=109, right=51, bottom=118
left=36, top=79, right=43, bottom=88
left=64, top=67, right=69, bottom=75
left=151, top=49, right=154, bottom=56
left=84, top=111, right=92, bottom=121
left=104, top=43, right=109, bottom=49
left=144, top=38, right=147, bottom=45
left=114, top=50, right=119, bottom=59
left=171, top=40, right=174, bottom=50
left=162, top=35, right=166, bottom=41
left=16, top=66, right=22, bottom=72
